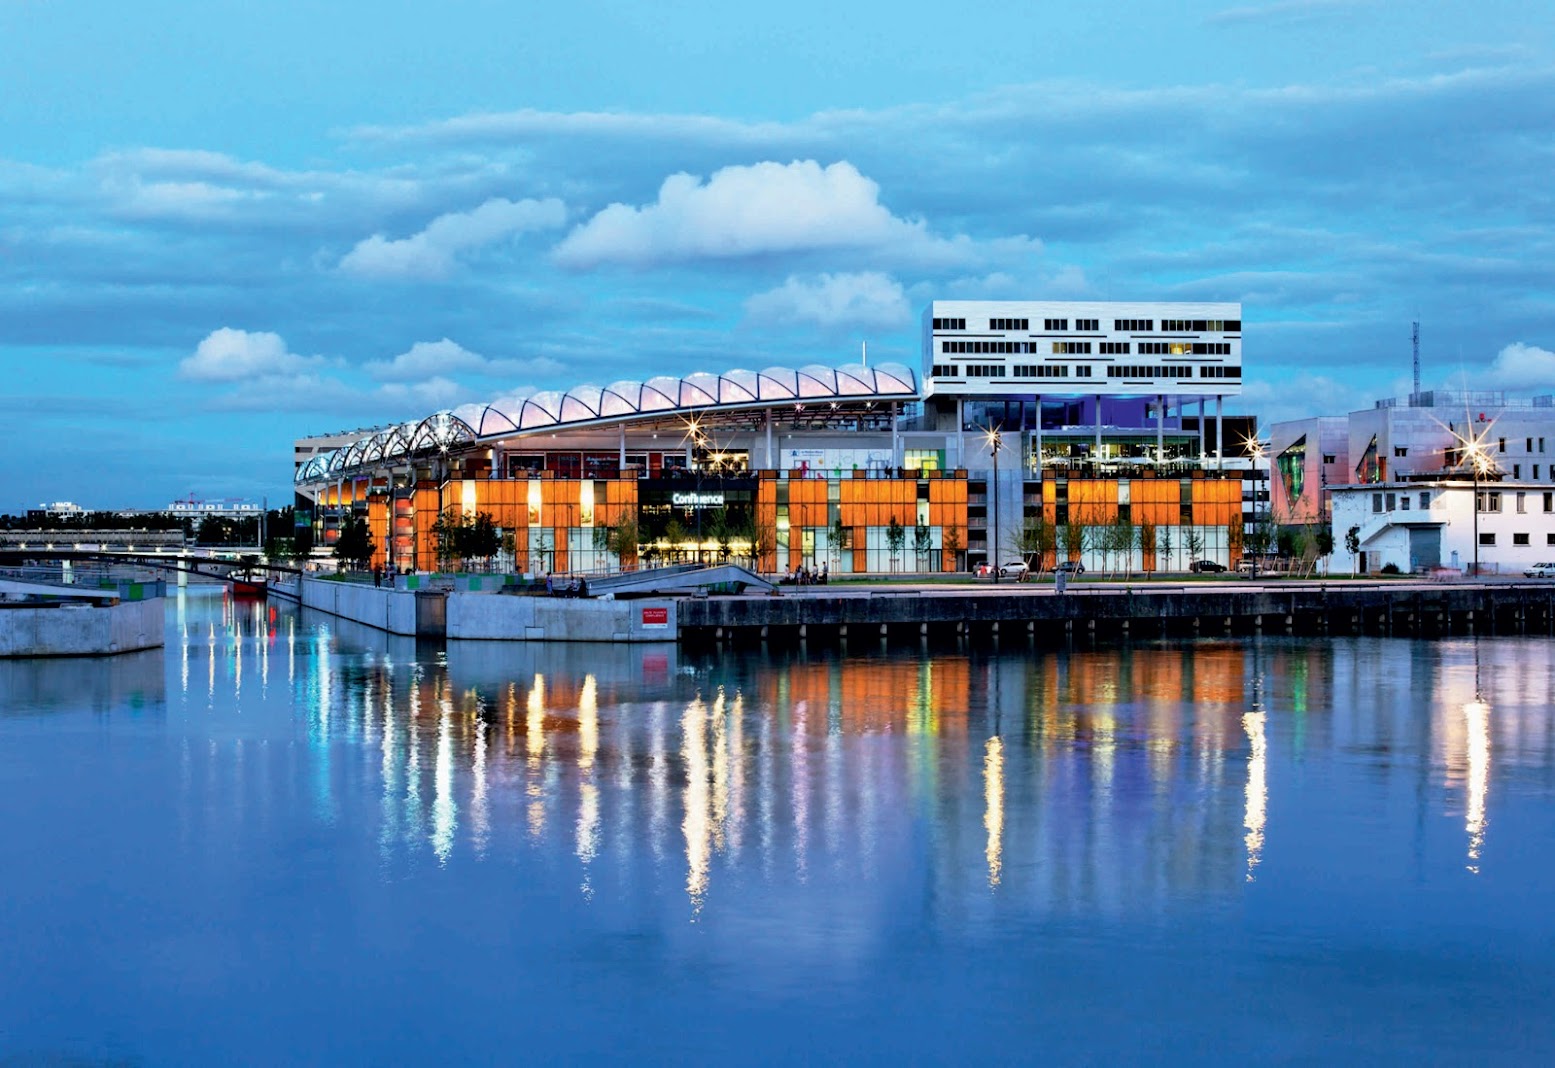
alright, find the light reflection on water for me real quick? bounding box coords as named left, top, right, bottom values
left=3, top=589, right=1555, bottom=1061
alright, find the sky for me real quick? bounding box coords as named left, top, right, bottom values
left=3, top=0, right=1555, bottom=510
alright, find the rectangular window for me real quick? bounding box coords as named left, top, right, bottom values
left=1516, top=491, right=1526, bottom=513
left=1514, top=532, right=1530, bottom=546
left=1400, top=497, right=1410, bottom=510
left=1528, top=438, right=1534, bottom=453
left=1394, top=447, right=1407, bottom=458
left=1372, top=492, right=1383, bottom=513
left=1499, top=437, right=1507, bottom=453
left=1480, top=532, right=1496, bottom=546
left=1514, top=464, right=1522, bottom=479
left=1536, top=465, right=1542, bottom=480
left=1043, top=318, right=1069, bottom=331
left=1545, top=492, right=1553, bottom=513
left=1419, top=492, right=1430, bottom=509
left=1323, top=453, right=1337, bottom=464
left=1385, top=492, right=1396, bottom=511
left=1548, top=533, right=1555, bottom=545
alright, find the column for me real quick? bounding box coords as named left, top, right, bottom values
left=1215, top=396, right=1224, bottom=471
left=1156, top=394, right=1165, bottom=467
left=957, top=398, right=966, bottom=470
left=1199, top=399, right=1207, bottom=464
left=1094, top=395, right=1103, bottom=456
left=618, top=424, right=626, bottom=472
left=892, top=402, right=902, bottom=471
left=1034, top=395, right=1043, bottom=480
left=764, top=408, right=774, bottom=470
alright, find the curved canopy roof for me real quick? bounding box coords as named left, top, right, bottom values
left=296, top=361, right=918, bottom=484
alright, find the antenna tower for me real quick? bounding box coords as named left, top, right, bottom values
left=1411, top=321, right=1420, bottom=405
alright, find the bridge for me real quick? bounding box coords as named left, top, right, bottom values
left=579, top=563, right=776, bottom=598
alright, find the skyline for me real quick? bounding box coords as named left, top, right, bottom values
left=4, top=1, right=1554, bottom=509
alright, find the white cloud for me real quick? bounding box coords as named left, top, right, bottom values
left=744, top=272, right=910, bottom=330
left=553, top=160, right=987, bottom=269
left=179, top=328, right=330, bottom=382
left=339, top=197, right=567, bottom=280
left=365, top=338, right=564, bottom=381
left=1482, top=342, right=1555, bottom=392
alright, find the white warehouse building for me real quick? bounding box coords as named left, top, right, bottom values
left=1330, top=480, right=1555, bottom=576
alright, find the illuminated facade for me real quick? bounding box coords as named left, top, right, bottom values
left=295, top=300, right=1257, bottom=574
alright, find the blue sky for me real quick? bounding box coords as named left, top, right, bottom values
left=4, top=0, right=1554, bottom=510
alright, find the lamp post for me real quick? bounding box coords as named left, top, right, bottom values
left=1458, top=429, right=1494, bottom=579
left=983, top=424, right=1005, bottom=583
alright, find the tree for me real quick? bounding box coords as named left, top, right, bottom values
left=1137, top=522, right=1156, bottom=577
left=431, top=508, right=470, bottom=570
left=664, top=518, right=689, bottom=562
left=1157, top=525, right=1173, bottom=572
left=914, top=521, right=933, bottom=570
left=708, top=507, right=733, bottom=561
left=747, top=513, right=775, bottom=572
left=1345, top=524, right=1361, bottom=576
left=1012, top=515, right=1056, bottom=571
left=333, top=514, right=375, bottom=571
left=830, top=514, right=848, bottom=565
left=609, top=513, right=639, bottom=570
left=886, top=516, right=906, bottom=571
left=1185, top=527, right=1205, bottom=566
left=1314, top=525, right=1335, bottom=574
left=1060, top=513, right=1088, bottom=569
left=1111, top=515, right=1135, bottom=577
left=943, top=523, right=964, bottom=572
left=468, top=512, right=500, bottom=569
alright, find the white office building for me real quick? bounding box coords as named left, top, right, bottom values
left=1330, top=479, right=1555, bottom=576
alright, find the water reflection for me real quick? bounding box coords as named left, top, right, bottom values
left=137, top=600, right=1555, bottom=916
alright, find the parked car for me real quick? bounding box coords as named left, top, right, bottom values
left=998, top=560, right=1029, bottom=578
left=1190, top=559, right=1227, bottom=573
left=1525, top=562, right=1555, bottom=578
left=1055, top=560, right=1085, bottom=575
left=1235, top=559, right=1258, bottom=574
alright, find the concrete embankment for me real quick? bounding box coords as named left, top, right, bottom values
left=0, top=598, right=164, bottom=657
left=298, top=576, right=1555, bottom=645
left=678, top=582, right=1555, bottom=644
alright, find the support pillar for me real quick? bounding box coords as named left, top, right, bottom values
left=1034, top=394, right=1043, bottom=480
left=1215, top=396, right=1224, bottom=471
left=957, top=398, right=966, bottom=469
left=1199, top=399, right=1207, bottom=463
left=764, top=408, right=774, bottom=470
left=1156, top=394, right=1165, bottom=467
left=1094, top=395, right=1103, bottom=456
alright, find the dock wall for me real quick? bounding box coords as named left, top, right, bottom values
left=0, top=598, right=164, bottom=657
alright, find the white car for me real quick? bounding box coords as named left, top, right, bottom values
left=1525, top=562, right=1555, bottom=578
left=998, top=560, right=1030, bottom=578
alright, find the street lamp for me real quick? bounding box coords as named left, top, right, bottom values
left=983, top=424, right=1005, bottom=583
left=1451, top=418, right=1496, bottom=578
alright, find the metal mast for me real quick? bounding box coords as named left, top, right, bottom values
left=1411, top=321, right=1421, bottom=405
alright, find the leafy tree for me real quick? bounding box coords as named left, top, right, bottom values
left=1157, top=525, right=1173, bottom=572
left=664, top=518, right=689, bottom=562
left=943, top=523, right=964, bottom=572
left=1012, top=515, right=1056, bottom=571
left=1060, top=512, right=1088, bottom=568
left=1111, top=515, right=1135, bottom=577
left=609, top=513, right=639, bottom=569
left=708, top=507, right=733, bottom=561
left=830, top=514, right=849, bottom=563
left=914, top=521, right=933, bottom=570
left=333, top=514, right=375, bottom=571
left=1345, top=524, right=1361, bottom=575
left=886, top=516, right=906, bottom=570
left=1137, top=522, right=1156, bottom=577
left=468, top=512, right=500, bottom=569
left=1314, top=525, right=1335, bottom=570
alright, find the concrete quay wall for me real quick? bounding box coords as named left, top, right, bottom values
left=449, top=594, right=678, bottom=642
left=300, top=578, right=444, bottom=636
left=0, top=597, right=164, bottom=657
left=678, top=583, right=1555, bottom=642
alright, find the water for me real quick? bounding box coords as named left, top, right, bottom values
left=2, top=591, right=1554, bottom=1063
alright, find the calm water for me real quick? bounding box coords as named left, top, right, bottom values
left=2, top=591, right=1554, bottom=1064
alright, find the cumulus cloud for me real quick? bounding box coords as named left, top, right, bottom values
left=553, top=160, right=990, bottom=269
left=179, top=328, right=330, bottom=382
left=1482, top=342, right=1555, bottom=392
left=340, top=197, right=567, bottom=279
left=744, top=272, right=910, bottom=330
left=365, top=338, right=564, bottom=381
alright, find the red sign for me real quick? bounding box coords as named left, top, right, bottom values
left=641, top=606, right=668, bottom=628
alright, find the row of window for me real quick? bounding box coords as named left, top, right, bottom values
left=1109, top=365, right=1195, bottom=379
left=942, top=340, right=1040, bottom=355
left=931, top=317, right=968, bottom=330
left=1138, top=342, right=1234, bottom=356
left=931, top=364, right=1098, bottom=380
left=1200, top=365, right=1241, bottom=378
left=1100, top=342, right=1129, bottom=354
left=1052, top=341, right=1093, bottom=354
left=990, top=318, right=1028, bottom=330
left=1373, top=489, right=1555, bottom=515
left=1114, top=319, right=1153, bottom=331
left=1044, top=318, right=1069, bottom=331
left=1160, top=319, right=1241, bottom=332
left=1074, top=318, right=1100, bottom=331
left=1479, top=533, right=1554, bottom=546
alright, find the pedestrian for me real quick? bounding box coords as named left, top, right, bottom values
left=373, top=566, right=382, bottom=588
left=821, top=561, right=829, bottom=585
left=545, top=572, right=553, bottom=595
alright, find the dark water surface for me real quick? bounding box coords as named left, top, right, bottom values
left=3, top=591, right=1554, bottom=1063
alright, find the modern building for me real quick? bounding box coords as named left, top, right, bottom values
left=1272, top=390, right=1555, bottom=571
left=294, top=300, right=1258, bottom=575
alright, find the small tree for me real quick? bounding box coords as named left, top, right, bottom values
left=333, top=514, right=375, bottom=571
left=1138, top=522, right=1156, bottom=578
left=1060, top=513, right=1088, bottom=569
left=1345, top=524, right=1361, bottom=575
left=1157, top=525, right=1173, bottom=572
left=886, top=516, right=906, bottom=571
left=913, top=521, right=933, bottom=571
left=1315, top=525, right=1335, bottom=575
left=830, top=513, right=848, bottom=566
left=1112, top=515, right=1135, bottom=577
left=1185, top=528, right=1205, bottom=567
left=664, top=518, right=689, bottom=563
left=1012, top=515, right=1056, bottom=572
left=708, top=507, right=733, bottom=561
left=944, top=523, right=964, bottom=572
left=748, top=514, right=775, bottom=573
left=609, top=513, right=639, bottom=570
left=468, top=512, right=500, bottom=571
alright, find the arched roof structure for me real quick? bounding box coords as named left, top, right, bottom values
left=296, top=361, right=918, bottom=485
